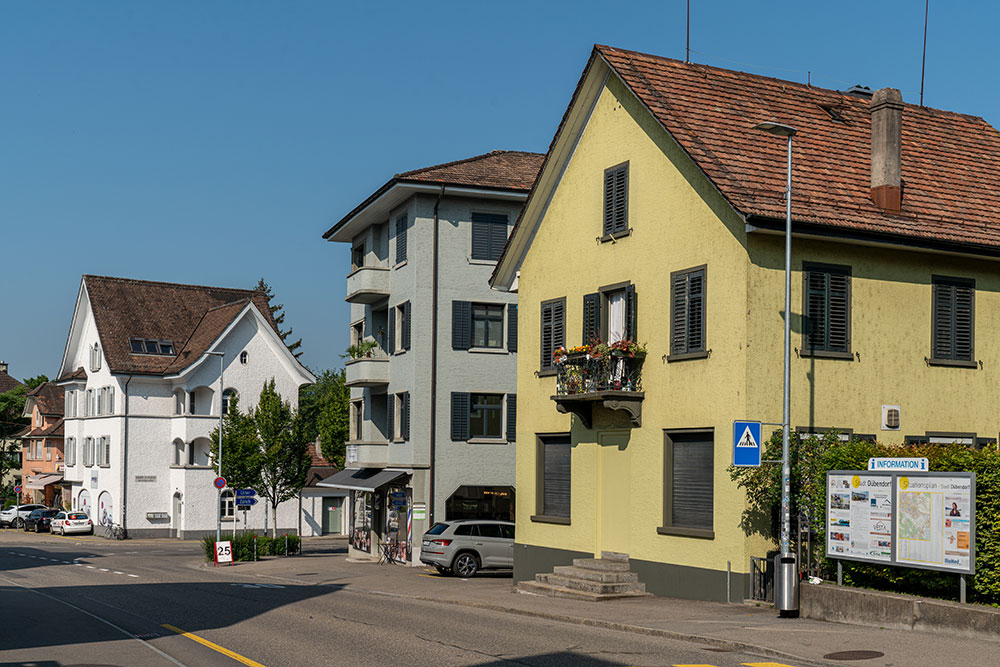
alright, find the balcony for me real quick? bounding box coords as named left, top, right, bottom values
left=345, top=352, right=390, bottom=387
left=550, top=349, right=645, bottom=428
left=345, top=266, right=390, bottom=304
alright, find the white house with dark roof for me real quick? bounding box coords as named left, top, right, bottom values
left=56, top=275, right=316, bottom=538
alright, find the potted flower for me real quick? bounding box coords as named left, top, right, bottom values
left=343, top=339, right=379, bottom=360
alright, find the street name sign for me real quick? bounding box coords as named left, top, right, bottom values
left=732, top=421, right=762, bottom=467
left=868, top=457, right=929, bottom=472
left=235, top=497, right=258, bottom=507
left=235, top=488, right=256, bottom=497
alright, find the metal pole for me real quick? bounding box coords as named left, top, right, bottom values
left=209, top=352, right=224, bottom=544
left=837, top=560, right=843, bottom=586
left=960, top=574, right=966, bottom=603
left=781, top=133, right=792, bottom=559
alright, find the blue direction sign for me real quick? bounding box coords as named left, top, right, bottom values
left=235, top=489, right=257, bottom=498
left=235, top=497, right=258, bottom=507
left=733, top=421, right=762, bottom=467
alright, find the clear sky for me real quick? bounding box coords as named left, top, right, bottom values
left=3, top=1, right=998, bottom=380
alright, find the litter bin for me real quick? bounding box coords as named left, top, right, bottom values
left=774, top=552, right=799, bottom=617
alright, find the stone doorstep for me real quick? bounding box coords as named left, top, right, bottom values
left=539, top=573, right=647, bottom=595
left=552, top=565, right=640, bottom=583
left=518, top=580, right=651, bottom=601
left=572, top=557, right=631, bottom=572
left=600, top=550, right=630, bottom=562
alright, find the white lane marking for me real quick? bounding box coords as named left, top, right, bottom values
left=0, top=573, right=187, bottom=666
left=62, top=560, right=71, bottom=564
left=127, top=574, right=139, bottom=578
left=114, top=571, right=124, bottom=575
left=86, top=566, right=95, bottom=569
left=99, top=568, right=109, bottom=572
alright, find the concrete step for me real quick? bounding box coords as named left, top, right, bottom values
left=517, top=580, right=651, bottom=601
left=539, top=573, right=647, bottom=595
left=572, top=557, right=630, bottom=572
left=600, top=550, right=630, bottom=562
left=552, top=565, right=639, bottom=583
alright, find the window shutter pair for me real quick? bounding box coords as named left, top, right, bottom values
left=451, top=392, right=470, bottom=441
left=471, top=213, right=509, bottom=261
left=670, top=269, right=705, bottom=355
left=803, top=265, right=850, bottom=354
left=540, top=299, right=566, bottom=372
left=395, top=214, right=407, bottom=264
left=507, top=304, right=517, bottom=352
left=603, top=162, right=629, bottom=236
left=452, top=301, right=472, bottom=350
left=506, top=394, right=516, bottom=443
left=933, top=278, right=975, bottom=361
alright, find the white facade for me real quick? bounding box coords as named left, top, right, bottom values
left=58, top=281, right=316, bottom=538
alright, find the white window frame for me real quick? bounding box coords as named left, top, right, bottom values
left=90, top=343, right=102, bottom=372
left=220, top=490, right=235, bottom=519
left=66, top=437, right=76, bottom=466
left=98, top=436, right=110, bottom=467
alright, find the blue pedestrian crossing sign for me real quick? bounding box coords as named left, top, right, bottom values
left=733, top=421, right=762, bottom=467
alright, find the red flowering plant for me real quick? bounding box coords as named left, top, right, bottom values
left=608, top=339, right=647, bottom=358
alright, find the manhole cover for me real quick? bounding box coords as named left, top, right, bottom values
left=823, top=650, right=886, bottom=660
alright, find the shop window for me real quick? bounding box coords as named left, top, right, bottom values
left=445, top=485, right=514, bottom=521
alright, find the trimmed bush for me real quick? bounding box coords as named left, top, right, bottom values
left=201, top=532, right=300, bottom=561
left=730, top=432, right=1000, bottom=604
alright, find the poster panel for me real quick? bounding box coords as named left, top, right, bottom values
left=350, top=491, right=372, bottom=553
left=894, top=473, right=975, bottom=574
left=826, top=472, right=893, bottom=564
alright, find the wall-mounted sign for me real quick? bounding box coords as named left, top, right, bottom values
left=135, top=475, right=157, bottom=482
left=412, top=502, right=427, bottom=521
left=868, top=458, right=928, bottom=472
left=732, top=421, right=762, bottom=467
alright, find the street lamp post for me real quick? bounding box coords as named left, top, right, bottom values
left=206, top=351, right=224, bottom=544
left=753, top=121, right=799, bottom=616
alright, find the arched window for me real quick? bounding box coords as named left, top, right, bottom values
left=189, top=386, right=214, bottom=416
left=220, top=490, right=235, bottom=519
left=172, top=438, right=186, bottom=466
left=191, top=438, right=212, bottom=467
left=222, top=389, right=237, bottom=415
left=240, top=351, right=249, bottom=365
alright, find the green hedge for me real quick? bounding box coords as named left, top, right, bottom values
left=201, top=532, right=301, bottom=562
left=730, top=432, right=1000, bottom=604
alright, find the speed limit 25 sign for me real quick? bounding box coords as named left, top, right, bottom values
left=214, top=540, right=233, bottom=566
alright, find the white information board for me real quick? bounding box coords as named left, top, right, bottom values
left=215, top=540, right=233, bottom=565
left=826, top=473, right=893, bottom=564
left=895, top=474, right=974, bottom=574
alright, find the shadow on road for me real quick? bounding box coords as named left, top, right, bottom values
left=472, top=653, right=625, bottom=666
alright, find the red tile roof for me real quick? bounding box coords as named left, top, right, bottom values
left=26, top=382, right=64, bottom=416
left=25, top=417, right=64, bottom=439
left=593, top=45, right=1000, bottom=251
left=56, top=367, right=86, bottom=383
left=83, top=276, right=281, bottom=376
left=0, top=369, right=23, bottom=394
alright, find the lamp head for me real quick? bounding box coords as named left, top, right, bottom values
left=753, top=121, right=797, bottom=137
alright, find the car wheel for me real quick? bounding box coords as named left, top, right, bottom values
left=452, top=552, right=479, bottom=578
left=13, top=518, right=23, bottom=529
left=434, top=564, right=451, bottom=576
left=35, top=523, right=41, bottom=533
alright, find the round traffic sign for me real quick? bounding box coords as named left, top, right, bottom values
left=214, top=476, right=227, bottom=490
left=13, top=485, right=22, bottom=494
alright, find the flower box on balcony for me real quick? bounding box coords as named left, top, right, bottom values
left=550, top=348, right=645, bottom=428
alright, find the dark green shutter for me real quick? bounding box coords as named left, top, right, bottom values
left=402, top=301, right=411, bottom=350
left=387, top=393, right=395, bottom=441
left=542, top=435, right=571, bottom=518
left=582, top=292, right=601, bottom=344
left=625, top=284, right=637, bottom=341
left=828, top=272, right=850, bottom=353
left=933, top=279, right=974, bottom=361
left=489, top=218, right=508, bottom=261
left=388, top=308, right=396, bottom=354
left=451, top=392, right=470, bottom=441
left=471, top=219, right=489, bottom=260
left=507, top=304, right=517, bottom=352
left=402, top=392, right=410, bottom=441
left=686, top=271, right=704, bottom=352
left=603, top=163, right=628, bottom=236
left=670, top=273, right=689, bottom=355
left=955, top=283, right=974, bottom=361
left=541, top=300, right=565, bottom=371
left=452, top=301, right=471, bottom=350
left=395, top=214, right=407, bottom=263
left=471, top=213, right=508, bottom=260
left=506, top=394, right=516, bottom=443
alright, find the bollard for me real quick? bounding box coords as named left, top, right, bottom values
left=254, top=535, right=257, bottom=561
left=285, top=534, right=288, bottom=556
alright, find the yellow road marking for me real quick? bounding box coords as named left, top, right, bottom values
left=161, top=624, right=266, bottom=667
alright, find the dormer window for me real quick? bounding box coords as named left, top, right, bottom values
left=128, top=338, right=176, bottom=356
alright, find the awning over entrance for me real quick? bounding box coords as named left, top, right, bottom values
left=317, top=468, right=408, bottom=492
left=24, top=474, right=63, bottom=490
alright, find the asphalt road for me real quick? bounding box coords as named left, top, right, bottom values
left=0, top=529, right=805, bottom=667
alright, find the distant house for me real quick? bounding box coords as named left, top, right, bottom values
left=20, top=382, right=65, bottom=507
left=298, top=439, right=346, bottom=537
left=56, top=275, right=315, bottom=538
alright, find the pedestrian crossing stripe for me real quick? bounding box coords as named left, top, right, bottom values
left=736, top=425, right=758, bottom=448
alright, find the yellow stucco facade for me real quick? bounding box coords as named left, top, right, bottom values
left=513, top=73, right=1000, bottom=600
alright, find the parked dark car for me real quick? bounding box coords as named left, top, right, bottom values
left=23, top=508, right=59, bottom=533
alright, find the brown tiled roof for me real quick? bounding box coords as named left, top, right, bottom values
left=84, top=276, right=281, bottom=376
left=595, top=45, right=1000, bottom=251
left=26, top=382, right=64, bottom=416
left=307, top=440, right=331, bottom=467
left=56, top=367, right=86, bottom=383
left=323, top=150, right=543, bottom=240
left=304, top=440, right=337, bottom=487
left=0, top=369, right=23, bottom=394
left=25, top=417, right=64, bottom=439
left=397, top=150, right=543, bottom=191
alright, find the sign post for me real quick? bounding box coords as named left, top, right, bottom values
left=732, top=421, right=762, bottom=467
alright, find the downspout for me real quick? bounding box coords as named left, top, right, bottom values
left=429, top=185, right=445, bottom=525
left=122, top=375, right=132, bottom=535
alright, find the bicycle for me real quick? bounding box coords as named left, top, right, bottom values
left=103, top=521, right=127, bottom=540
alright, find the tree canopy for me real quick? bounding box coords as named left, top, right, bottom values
left=253, top=278, right=303, bottom=359
left=298, top=369, right=349, bottom=467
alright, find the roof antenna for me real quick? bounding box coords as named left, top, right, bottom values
left=686, top=0, right=690, bottom=63
left=920, top=0, right=929, bottom=106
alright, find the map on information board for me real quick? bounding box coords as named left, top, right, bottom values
left=895, top=475, right=974, bottom=573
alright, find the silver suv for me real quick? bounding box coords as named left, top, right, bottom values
left=419, top=519, right=514, bottom=577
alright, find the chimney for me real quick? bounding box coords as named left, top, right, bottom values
left=870, top=87, right=904, bottom=213
left=0, top=360, right=7, bottom=374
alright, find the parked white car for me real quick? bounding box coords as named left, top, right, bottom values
left=0, top=504, right=47, bottom=529
left=50, top=511, right=93, bottom=536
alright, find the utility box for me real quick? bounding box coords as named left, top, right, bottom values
left=774, top=552, right=799, bottom=616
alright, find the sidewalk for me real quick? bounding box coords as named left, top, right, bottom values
left=206, top=538, right=1000, bottom=666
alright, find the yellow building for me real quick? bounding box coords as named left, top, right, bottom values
left=491, top=45, right=1000, bottom=601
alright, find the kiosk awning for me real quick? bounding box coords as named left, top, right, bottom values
left=317, top=468, right=408, bottom=492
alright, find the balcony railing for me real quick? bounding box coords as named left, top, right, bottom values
left=345, top=266, right=390, bottom=304
left=551, top=351, right=645, bottom=428
left=345, top=349, right=390, bottom=387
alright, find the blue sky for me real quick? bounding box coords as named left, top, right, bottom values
left=3, top=1, right=998, bottom=380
